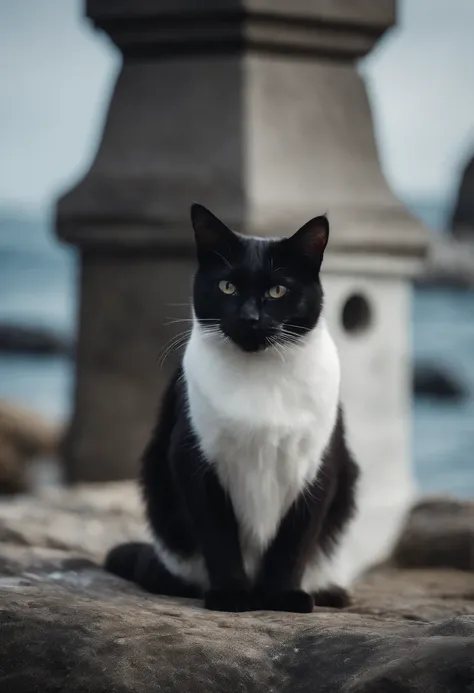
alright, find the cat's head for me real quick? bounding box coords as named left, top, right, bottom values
left=190, top=204, right=329, bottom=353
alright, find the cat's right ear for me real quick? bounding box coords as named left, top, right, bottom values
left=190, top=204, right=238, bottom=265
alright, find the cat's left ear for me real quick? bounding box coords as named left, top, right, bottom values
left=289, top=215, right=329, bottom=258
left=190, top=203, right=239, bottom=265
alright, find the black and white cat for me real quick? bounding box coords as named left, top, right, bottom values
left=105, top=204, right=359, bottom=613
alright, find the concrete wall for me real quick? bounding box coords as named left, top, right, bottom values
left=324, top=273, right=414, bottom=577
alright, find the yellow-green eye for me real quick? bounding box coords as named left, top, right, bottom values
left=266, top=285, right=287, bottom=299
left=219, top=280, right=237, bottom=295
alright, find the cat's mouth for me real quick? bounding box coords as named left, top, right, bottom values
left=221, top=325, right=276, bottom=353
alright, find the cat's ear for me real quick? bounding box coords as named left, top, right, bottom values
left=190, top=204, right=239, bottom=265
left=289, top=215, right=329, bottom=258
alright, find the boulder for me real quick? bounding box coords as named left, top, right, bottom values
left=413, top=363, right=466, bottom=401
left=1, top=483, right=474, bottom=692
left=392, top=496, right=474, bottom=571
left=0, top=323, right=73, bottom=357
left=0, top=401, right=60, bottom=494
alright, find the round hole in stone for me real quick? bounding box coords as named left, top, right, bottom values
left=341, top=293, right=372, bottom=334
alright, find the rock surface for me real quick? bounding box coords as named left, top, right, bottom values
left=0, top=401, right=61, bottom=495
left=1, top=483, right=474, bottom=692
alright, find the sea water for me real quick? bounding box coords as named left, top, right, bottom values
left=0, top=207, right=473, bottom=495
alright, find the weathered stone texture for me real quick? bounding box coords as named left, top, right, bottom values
left=1, top=485, right=474, bottom=692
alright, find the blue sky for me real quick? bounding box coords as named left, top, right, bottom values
left=1, top=0, right=474, bottom=214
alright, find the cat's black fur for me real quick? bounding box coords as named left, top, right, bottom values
left=105, top=204, right=359, bottom=613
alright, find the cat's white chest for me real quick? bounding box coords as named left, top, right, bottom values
left=204, top=417, right=322, bottom=553
left=183, top=322, right=340, bottom=573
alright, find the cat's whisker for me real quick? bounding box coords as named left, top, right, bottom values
left=278, top=330, right=308, bottom=351
left=275, top=339, right=290, bottom=361
left=280, top=339, right=305, bottom=352
left=164, top=318, right=218, bottom=326
left=269, top=335, right=293, bottom=362
left=201, top=326, right=223, bottom=337
left=280, top=328, right=307, bottom=340
left=276, top=344, right=289, bottom=362
left=266, top=336, right=284, bottom=361
left=158, top=342, right=187, bottom=370
left=159, top=341, right=189, bottom=368
left=159, top=319, right=223, bottom=366
left=272, top=330, right=306, bottom=353
left=163, top=319, right=192, bottom=326
left=279, top=329, right=300, bottom=340
left=284, top=323, right=312, bottom=332
left=158, top=329, right=193, bottom=368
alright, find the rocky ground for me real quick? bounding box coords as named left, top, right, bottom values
left=1, top=483, right=474, bottom=692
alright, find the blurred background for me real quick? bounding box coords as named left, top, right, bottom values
left=1, top=0, right=474, bottom=496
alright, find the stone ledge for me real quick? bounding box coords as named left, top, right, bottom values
left=88, top=0, right=394, bottom=34
left=1, top=484, right=474, bottom=691
left=1, top=553, right=474, bottom=692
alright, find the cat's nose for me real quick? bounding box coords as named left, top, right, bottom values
left=240, top=300, right=260, bottom=325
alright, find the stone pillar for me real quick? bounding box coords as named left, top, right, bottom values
left=57, top=0, right=427, bottom=515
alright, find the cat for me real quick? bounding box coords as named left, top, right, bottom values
left=105, top=203, right=359, bottom=613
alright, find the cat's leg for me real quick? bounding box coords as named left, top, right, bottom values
left=105, top=541, right=200, bottom=598
left=303, top=553, right=352, bottom=608
left=256, top=524, right=352, bottom=613
left=174, top=446, right=254, bottom=613
left=256, top=413, right=358, bottom=613
left=303, top=536, right=354, bottom=610
left=255, top=478, right=335, bottom=614
left=303, top=430, right=359, bottom=610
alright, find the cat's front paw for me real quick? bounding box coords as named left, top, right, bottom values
left=262, top=590, right=314, bottom=613
left=204, top=589, right=255, bottom=613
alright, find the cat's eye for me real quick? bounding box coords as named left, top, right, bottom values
left=266, top=285, right=287, bottom=299
left=219, top=280, right=237, bottom=296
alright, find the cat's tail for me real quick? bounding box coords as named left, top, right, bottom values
left=105, top=542, right=153, bottom=587
left=104, top=542, right=200, bottom=598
